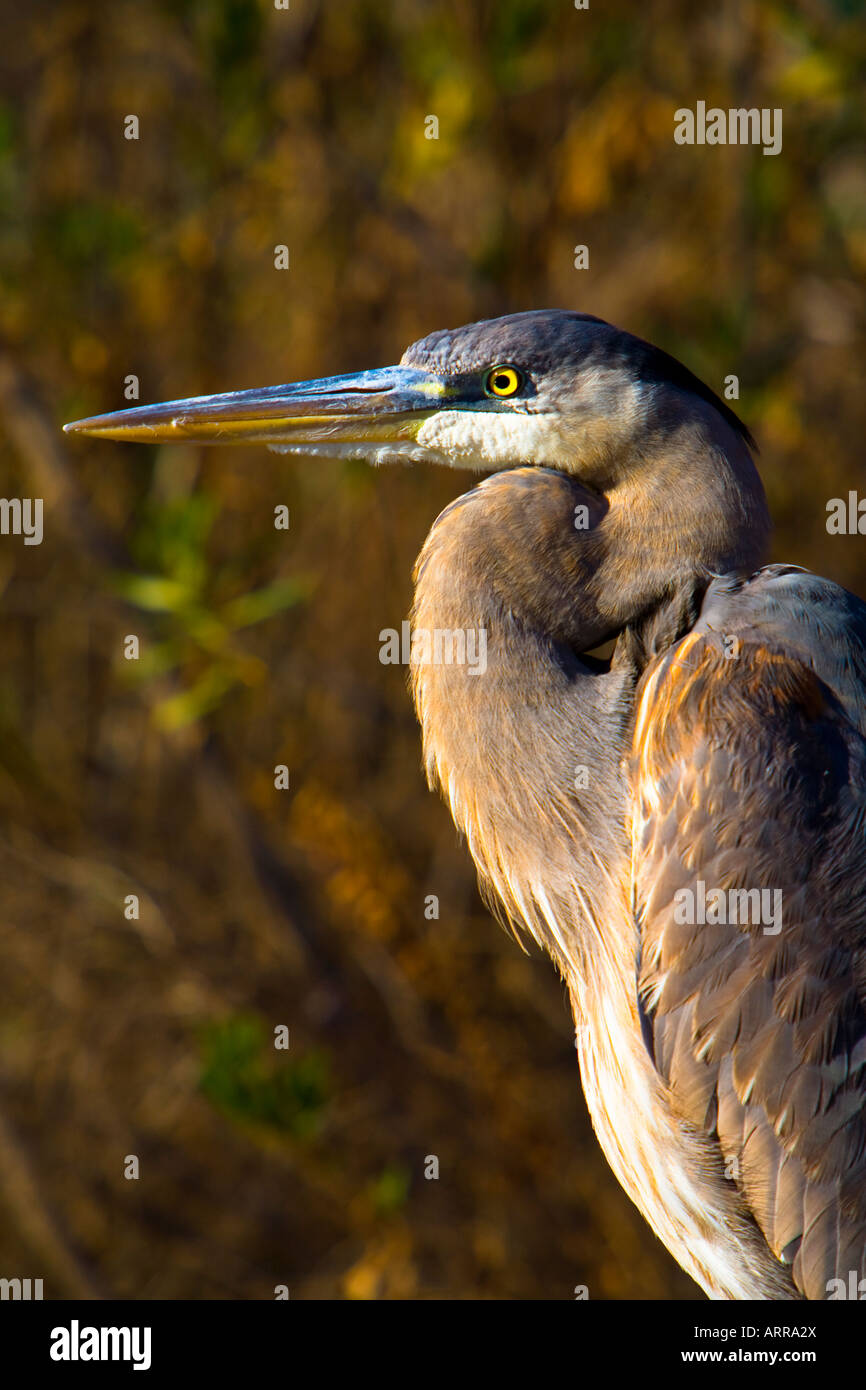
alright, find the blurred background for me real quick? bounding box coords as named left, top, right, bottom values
left=0, top=0, right=863, bottom=1300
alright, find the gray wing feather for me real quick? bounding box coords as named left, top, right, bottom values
left=633, top=568, right=866, bottom=1298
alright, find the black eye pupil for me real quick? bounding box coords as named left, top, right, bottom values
left=485, top=366, right=521, bottom=396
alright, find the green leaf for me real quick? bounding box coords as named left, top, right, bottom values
left=369, top=1164, right=411, bottom=1214
left=114, top=574, right=194, bottom=613
left=221, top=578, right=309, bottom=629
left=153, top=667, right=236, bottom=730
left=198, top=1014, right=331, bottom=1141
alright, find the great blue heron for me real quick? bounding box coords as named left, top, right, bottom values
left=65, top=309, right=866, bottom=1300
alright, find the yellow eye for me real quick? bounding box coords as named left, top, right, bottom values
left=484, top=365, right=523, bottom=398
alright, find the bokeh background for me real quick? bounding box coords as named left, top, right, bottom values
left=0, top=0, right=864, bottom=1300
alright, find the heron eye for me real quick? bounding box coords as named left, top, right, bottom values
left=484, top=365, right=523, bottom=398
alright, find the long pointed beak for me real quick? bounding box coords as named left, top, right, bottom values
left=63, top=366, right=449, bottom=453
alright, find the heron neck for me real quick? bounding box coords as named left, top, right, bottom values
left=409, top=440, right=767, bottom=968
left=411, top=580, right=638, bottom=979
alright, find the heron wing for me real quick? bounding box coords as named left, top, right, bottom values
left=632, top=566, right=866, bottom=1299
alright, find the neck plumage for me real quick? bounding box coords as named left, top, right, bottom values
left=409, top=413, right=769, bottom=977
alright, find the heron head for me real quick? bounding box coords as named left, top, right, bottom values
left=64, top=309, right=769, bottom=585
left=63, top=309, right=752, bottom=477
left=64, top=305, right=772, bottom=667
